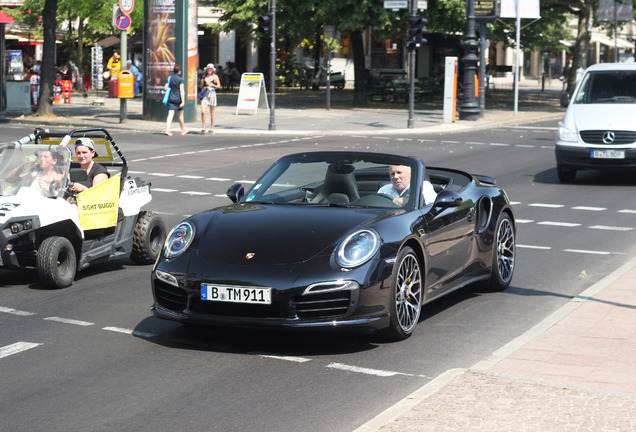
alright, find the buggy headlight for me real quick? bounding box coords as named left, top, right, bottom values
left=336, top=229, right=380, bottom=268
left=163, top=222, right=195, bottom=259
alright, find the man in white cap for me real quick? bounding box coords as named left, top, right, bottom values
left=199, top=63, right=222, bottom=134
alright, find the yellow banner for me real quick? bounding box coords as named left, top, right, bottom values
left=76, top=174, right=120, bottom=230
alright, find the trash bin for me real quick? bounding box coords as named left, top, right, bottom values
left=117, top=70, right=134, bottom=98
left=108, top=78, right=118, bottom=98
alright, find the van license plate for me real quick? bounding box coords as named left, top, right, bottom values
left=591, top=150, right=625, bottom=159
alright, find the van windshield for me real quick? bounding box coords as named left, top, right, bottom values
left=574, top=70, right=636, bottom=104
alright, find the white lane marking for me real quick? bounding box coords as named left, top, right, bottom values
left=152, top=188, right=179, bottom=193
left=514, top=144, right=535, bottom=148
left=441, top=140, right=459, bottom=144
left=490, top=143, right=511, bottom=146
left=102, top=327, right=158, bottom=338
left=165, top=153, right=181, bottom=157
left=619, top=209, right=636, bottom=214
left=529, top=203, right=564, bottom=208
left=0, top=306, right=36, bottom=316
left=148, top=156, right=165, bottom=160
left=127, top=170, right=146, bottom=174
left=505, top=126, right=557, bottom=130
left=43, top=317, right=94, bottom=326
left=517, top=244, right=551, bottom=250
left=130, top=158, right=147, bottom=162
left=540, top=145, right=553, bottom=149
left=181, top=191, right=212, bottom=196
left=177, top=175, right=205, bottom=179
left=509, top=201, right=521, bottom=205
left=253, top=353, right=312, bottom=363
left=515, top=219, right=534, bottom=224
left=0, top=342, right=42, bottom=359
left=573, top=206, right=606, bottom=211
left=327, top=362, right=427, bottom=378
left=206, top=177, right=231, bottom=182
left=537, top=221, right=581, bottom=227
left=564, top=249, right=611, bottom=255
left=419, top=139, right=437, bottom=143
left=148, top=172, right=175, bottom=177
left=466, top=141, right=484, bottom=145
left=214, top=194, right=228, bottom=198
left=589, top=225, right=633, bottom=231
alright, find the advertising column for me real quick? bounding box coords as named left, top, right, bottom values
left=143, top=0, right=198, bottom=122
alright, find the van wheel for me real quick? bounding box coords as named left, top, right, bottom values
left=37, top=236, right=77, bottom=289
left=557, top=166, right=576, bottom=183
left=131, top=211, right=167, bottom=264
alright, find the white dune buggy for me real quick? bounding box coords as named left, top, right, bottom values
left=0, top=128, right=166, bottom=289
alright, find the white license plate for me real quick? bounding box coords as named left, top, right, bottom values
left=591, top=150, right=625, bottom=159
left=201, top=284, right=272, bottom=305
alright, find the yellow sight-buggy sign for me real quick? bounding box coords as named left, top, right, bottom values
left=77, top=174, right=121, bottom=230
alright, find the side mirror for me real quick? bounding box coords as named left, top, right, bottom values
left=226, top=183, right=244, bottom=203
left=433, top=189, right=462, bottom=209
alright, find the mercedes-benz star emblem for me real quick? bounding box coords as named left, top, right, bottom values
left=602, top=131, right=616, bottom=144
left=246, top=253, right=255, bottom=259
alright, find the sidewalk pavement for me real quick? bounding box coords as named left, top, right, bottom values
left=2, top=81, right=565, bottom=136
left=4, top=81, right=635, bottom=430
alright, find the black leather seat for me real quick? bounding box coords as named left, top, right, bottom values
left=313, top=164, right=360, bottom=204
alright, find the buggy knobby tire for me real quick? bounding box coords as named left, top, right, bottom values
left=36, top=236, right=77, bottom=289
left=130, top=211, right=167, bottom=264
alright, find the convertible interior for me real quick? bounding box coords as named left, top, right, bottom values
left=249, top=162, right=472, bottom=209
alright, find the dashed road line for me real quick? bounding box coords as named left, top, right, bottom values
left=572, top=206, right=606, bottom=211
left=102, top=327, right=158, bottom=338
left=619, top=209, right=636, bottom=214
left=327, top=362, right=429, bottom=378
left=0, top=306, right=36, bottom=316
left=0, top=342, right=42, bottom=359
left=529, top=203, right=565, bottom=208
left=517, top=244, right=551, bottom=250
left=253, top=353, right=312, bottom=363
left=537, top=221, right=581, bottom=227
left=589, top=225, right=633, bottom=231
left=564, top=249, right=611, bottom=255
left=43, top=317, right=94, bottom=326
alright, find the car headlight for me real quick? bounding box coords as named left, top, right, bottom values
left=336, top=229, right=380, bottom=268
left=558, top=125, right=578, bottom=142
left=163, top=222, right=195, bottom=259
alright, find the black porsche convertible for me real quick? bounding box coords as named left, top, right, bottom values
left=151, top=151, right=515, bottom=340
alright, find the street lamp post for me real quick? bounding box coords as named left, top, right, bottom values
left=268, top=0, right=276, bottom=131
left=458, top=0, right=480, bottom=121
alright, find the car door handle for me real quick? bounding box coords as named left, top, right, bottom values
left=466, top=211, right=474, bottom=222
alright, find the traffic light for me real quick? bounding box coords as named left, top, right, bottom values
left=407, top=15, right=427, bottom=51
left=259, top=14, right=272, bottom=37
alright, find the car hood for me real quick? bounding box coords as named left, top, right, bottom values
left=566, top=104, right=636, bottom=132
left=194, top=203, right=391, bottom=265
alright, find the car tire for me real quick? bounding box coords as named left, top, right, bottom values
left=484, top=213, right=515, bottom=291
left=131, top=211, right=167, bottom=264
left=557, top=166, right=576, bottom=183
left=381, top=246, right=422, bottom=341
left=36, top=236, right=77, bottom=289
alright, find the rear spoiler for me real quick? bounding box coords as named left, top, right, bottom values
left=472, top=174, right=496, bottom=185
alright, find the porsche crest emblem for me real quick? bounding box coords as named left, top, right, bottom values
left=245, top=253, right=256, bottom=260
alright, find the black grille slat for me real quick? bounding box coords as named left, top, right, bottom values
left=154, top=281, right=188, bottom=311
left=292, top=291, right=352, bottom=319
left=580, top=130, right=636, bottom=145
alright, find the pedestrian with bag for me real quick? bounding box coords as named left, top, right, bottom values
left=163, top=65, right=188, bottom=136
left=199, top=63, right=221, bottom=134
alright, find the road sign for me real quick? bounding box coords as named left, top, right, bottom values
left=384, top=1, right=408, bottom=9
left=115, top=13, right=131, bottom=30
left=119, top=0, right=134, bottom=14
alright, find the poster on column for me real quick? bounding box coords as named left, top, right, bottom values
left=145, top=0, right=177, bottom=101
left=187, top=0, right=198, bottom=100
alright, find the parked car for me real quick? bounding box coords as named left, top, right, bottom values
left=151, top=151, right=515, bottom=340
left=555, top=63, right=636, bottom=182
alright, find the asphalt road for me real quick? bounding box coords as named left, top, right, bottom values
left=2, top=122, right=636, bottom=432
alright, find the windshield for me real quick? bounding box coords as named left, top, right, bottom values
left=0, top=144, right=72, bottom=197
left=243, top=153, right=418, bottom=209
left=574, top=70, right=636, bottom=104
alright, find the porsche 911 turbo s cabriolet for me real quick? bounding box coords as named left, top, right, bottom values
left=151, top=151, right=515, bottom=340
